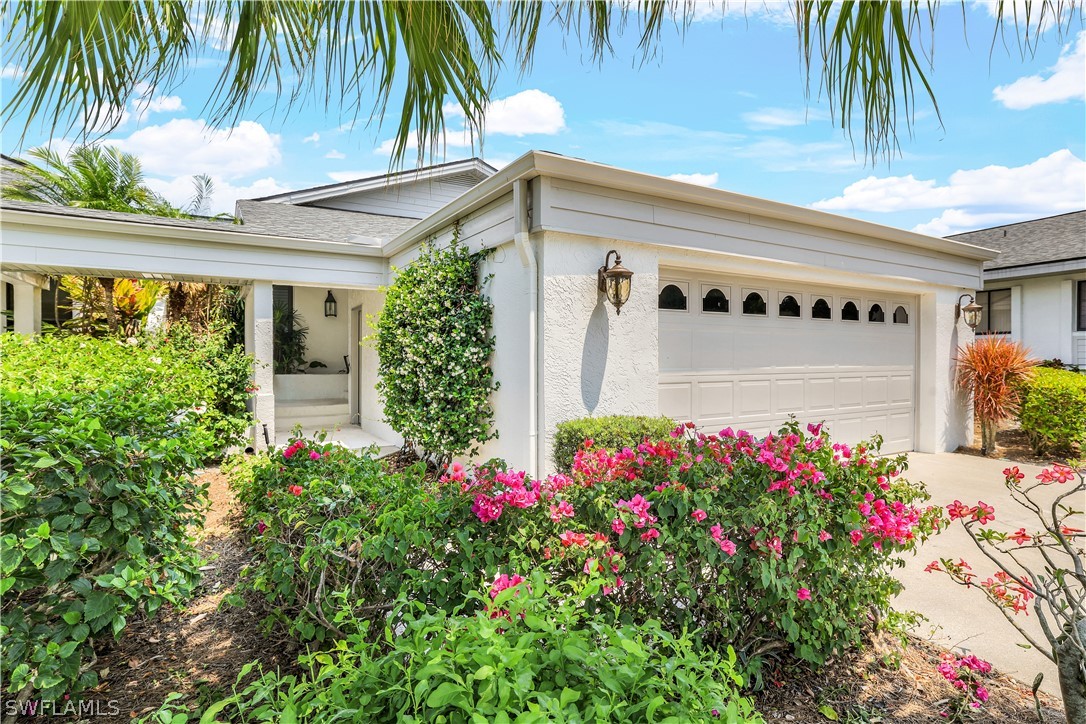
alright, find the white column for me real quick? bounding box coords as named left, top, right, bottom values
left=13, top=282, right=42, bottom=336
left=1059, top=279, right=1075, bottom=362
left=917, top=288, right=972, bottom=453
left=0, top=283, right=8, bottom=333
left=245, top=282, right=276, bottom=449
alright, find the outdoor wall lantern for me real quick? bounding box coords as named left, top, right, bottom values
left=956, top=293, right=983, bottom=331
left=324, top=290, right=338, bottom=318
left=598, top=250, right=633, bottom=314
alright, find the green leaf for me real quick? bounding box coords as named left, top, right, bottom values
left=34, top=455, right=59, bottom=468
left=0, top=577, right=15, bottom=595
left=819, top=704, right=839, bottom=721
left=426, top=681, right=463, bottom=708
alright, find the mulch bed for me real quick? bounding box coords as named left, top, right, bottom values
left=956, top=419, right=1072, bottom=467
left=39, top=468, right=1068, bottom=723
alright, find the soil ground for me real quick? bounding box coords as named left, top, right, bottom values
left=956, top=417, right=1074, bottom=466
left=39, top=468, right=1067, bottom=723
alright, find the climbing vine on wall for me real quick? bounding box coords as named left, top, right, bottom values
left=374, top=229, right=497, bottom=464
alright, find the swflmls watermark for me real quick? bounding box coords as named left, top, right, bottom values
left=2, top=698, right=120, bottom=717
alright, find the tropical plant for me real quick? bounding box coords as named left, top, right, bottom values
left=374, top=233, right=497, bottom=465
left=956, top=336, right=1036, bottom=455
left=928, top=463, right=1085, bottom=723
left=3, top=2, right=1078, bottom=166
left=153, top=575, right=762, bottom=723
left=273, top=304, right=309, bottom=374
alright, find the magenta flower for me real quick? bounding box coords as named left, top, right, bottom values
left=549, top=500, right=575, bottom=523
left=611, top=518, right=625, bottom=535
left=256, top=521, right=267, bottom=534
left=309, top=450, right=320, bottom=461
left=796, top=588, right=812, bottom=601
left=691, top=509, right=707, bottom=522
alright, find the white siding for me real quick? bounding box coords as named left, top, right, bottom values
left=316, top=176, right=481, bottom=219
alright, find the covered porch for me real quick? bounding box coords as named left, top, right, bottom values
left=0, top=200, right=400, bottom=451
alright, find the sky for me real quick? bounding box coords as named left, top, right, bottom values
left=2, top=1, right=1084, bottom=236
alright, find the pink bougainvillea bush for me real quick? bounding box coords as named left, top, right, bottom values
left=232, top=421, right=939, bottom=679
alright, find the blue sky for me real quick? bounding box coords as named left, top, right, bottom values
left=3, top=2, right=1084, bottom=235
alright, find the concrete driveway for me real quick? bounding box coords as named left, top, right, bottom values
left=894, top=452, right=1083, bottom=698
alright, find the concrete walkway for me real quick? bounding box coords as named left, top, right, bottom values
left=894, top=452, right=1082, bottom=697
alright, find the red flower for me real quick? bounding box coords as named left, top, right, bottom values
left=1008, top=528, right=1031, bottom=545
left=691, top=509, right=707, bottom=522
left=640, top=528, right=660, bottom=542
left=924, top=561, right=941, bottom=573
left=288, top=484, right=304, bottom=496
left=559, top=531, right=587, bottom=547
left=972, top=502, right=995, bottom=525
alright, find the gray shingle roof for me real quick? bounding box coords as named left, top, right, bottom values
left=0, top=198, right=247, bottom=233
left=947, top=211, right=1085, bottom=270
left=235, top=200, right=417, bottom=243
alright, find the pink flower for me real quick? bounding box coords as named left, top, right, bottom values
left=612, top=518, right=625, bottom=535
left=448, top=461, right=466, bottom=481
left=796, top=588, right=812, bottom=601
left=256, top=521, right=267, bottom=534
left=549, top=500, right=575, bottom=522
left=309, top=450, right=320, bottom=461
left=472, top=494, right=504, bottom=523
left=559, top=530, right=588, bottom=547
left=489, top=573, right=526, bottom=599
left=807, top=422, right=823, bottom=436
left=972, top=502, right=995, bottom=525
left=924, top=561, right=941, bottom=573
left=818, top=530, right=832, bottom=542
left=1008, top=528, right=1031, bottom=545
left=640, top=528, right=660, bottom=542
left=288, top=484, right=304, bottom=496
left=947, top=500, right=972, bottom=520
left=719, top=538, right=737, bottom=556
left=849, top=530, right=864, bottom=546
left=691, top=509, right=707, bottom=522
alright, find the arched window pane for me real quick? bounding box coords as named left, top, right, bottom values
left=868, top=303, right=885, bottom=323
left=743, top=292, right=766, bottom=316
left=703, top=288, right=729, bottom=313
left=659, top=284, right=687, bottom=310
left=841, top=301, right=860, bottom=321
left=893, top=305, right=909, bottom=324
left=778, top=295, right=801, bottom=318
left=812, top=298, right=831, bottom=319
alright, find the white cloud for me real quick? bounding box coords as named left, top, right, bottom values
left=146, top=175, right=292, bottom=216
left=107, top=118, right=282, bottom=179
left=302, top=132, right=321, bottom=144
left=911, top=209, right=1045, bottom=236
left=993, top=31, right=1086, bottom=109
left=84, top=103, right=130, bottom=134
left=376, top=89, right=566, bottom=156
left=667, top=172, right=719, bottom=186
left=690, top=1, right=796, bottom=26
left=812, top=149, right=1085, bottom=214
left=1, top=64, right=24, bottom=80
left=448, top=89, right=566, bottom=137
left=742, top=106, right=828, bottom=130
left=324, top=149, right=346, bottom=159
left=131, top=94, right=186, bottom=124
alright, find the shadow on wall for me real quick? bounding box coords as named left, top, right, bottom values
left=581, top=300, right=609, bottom=412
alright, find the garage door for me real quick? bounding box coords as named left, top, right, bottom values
left=658, top=273, right=917, bottom=454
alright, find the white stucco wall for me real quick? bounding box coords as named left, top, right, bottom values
left=348, top=289, right=400, bottom=443
left=988, top=274, right=1085, bottom=362
left=917, top=287, right=975, bottom=454
left=538, top=231, right=660, bottom=470
left=292, top=286, right=349, bottom=372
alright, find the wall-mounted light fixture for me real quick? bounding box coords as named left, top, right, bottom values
left=955, top=293, right=983, bottom=331
left=324, top=290, right=338, bottom=318
left=597, top=250, right=633, bottom=314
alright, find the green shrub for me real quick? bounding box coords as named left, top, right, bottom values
left=234, top=421, right=936, bottom=687
left=0, top=333, right=227, bottom=700
left=162, top=576, right=762, bottom=723
left=553, top=415, right=676, bottom=473
left=374, top=232, right=497, bottom=464
left=1019, top=367, right=1086, bottom=455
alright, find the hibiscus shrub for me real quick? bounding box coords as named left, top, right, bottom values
left=552, top=414, right=676, bottom=473
left=235, top=421, right=938, bottom=683
left=179, top=574, right=762, bottom=722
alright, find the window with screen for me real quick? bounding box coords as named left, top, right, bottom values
left=1078, top=280, right=1086, bottom=331
left=976, top=289, right=1012, bottom=334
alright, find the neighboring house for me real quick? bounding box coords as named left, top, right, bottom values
left=948, top=211, right=1086, bottom=365
left=2, top=151, right=998, bottom=474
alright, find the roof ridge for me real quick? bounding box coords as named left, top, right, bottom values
left=948, top=209, right=1086, bottom=237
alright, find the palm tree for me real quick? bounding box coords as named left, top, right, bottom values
left=2, top=2, right=1078, bottom=166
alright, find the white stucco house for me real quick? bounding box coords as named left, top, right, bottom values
left=947, top=211, right=1086, bottom=366
left=1, top=151, right=1000, bottom=475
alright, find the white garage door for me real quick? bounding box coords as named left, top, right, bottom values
left=658, top=273, right=917, bottom=454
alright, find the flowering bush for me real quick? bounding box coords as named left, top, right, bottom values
left=935, top=653, right=992, bottom=719
left=151, top=574, right=762, bottom=722
left=928, top=463, right=1085, bottom=722
left=374, top=231, right=497, bottom=465
left=552, top=415, right=676, bottom=473
left=234, top=420, right=937, bottom=685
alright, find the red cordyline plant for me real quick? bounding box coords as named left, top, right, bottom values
left=955, top=336, right=1036, bottom=455
left=927, top=464, right=1086, bottom=723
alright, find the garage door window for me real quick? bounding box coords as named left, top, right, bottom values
left=893, top=305, right=909, bottom=324
left=743, top=291, right=767, bottom=316
left=702, top=287, right=730, bottom=313
left=778, top=294, right=801, bottom=318
left=659, top=283, right=688, bottom=311
left=812, top=297, right=832, bottom=320
left=841, top=299, right=860, bottom=321
left=868, top=303, right=886, bottom=323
